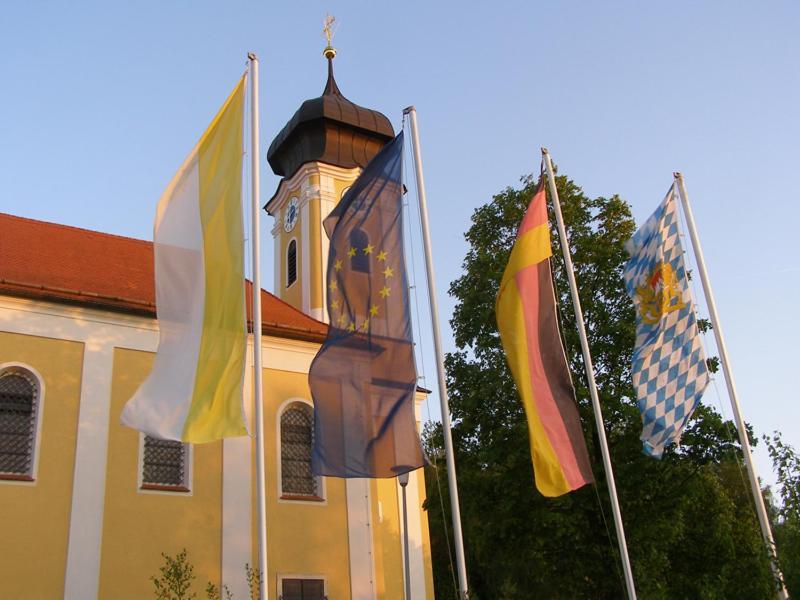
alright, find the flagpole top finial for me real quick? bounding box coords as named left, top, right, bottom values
left=673, top=171, right=682, bottom=179
left=323, top=14, right=337, bottom=60
left=541, top=147, right=549, bottom=155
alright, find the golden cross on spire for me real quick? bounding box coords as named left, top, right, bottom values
left=323, top=14, right=337, bottom=46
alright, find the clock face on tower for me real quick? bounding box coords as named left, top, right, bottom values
left=284, top=197, right=299, bottom=232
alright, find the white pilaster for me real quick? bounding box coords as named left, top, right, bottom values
left=346, top=478, right=376, bottom=600
left=273, top=221, right=281, bottom=298
left=222, top=342, right=254, bottom=598
left=300, top=198, right=311, bottom=315
left=317, top=173, right=339, bottom=324
left=63, top=342, right=114, bottom=599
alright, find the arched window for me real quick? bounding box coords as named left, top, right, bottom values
left=280, top=402, right=319, bottom=498
left=0, top=367, right=41, bottom=479
left=349, top=228, right=370, bottom=273
left=141, top=435, right=190, bottom=492
left=287, top=239, right=297, bottom=287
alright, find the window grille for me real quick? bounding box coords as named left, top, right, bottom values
left=280, top=404, right=317, bottom=497
left=142, top=435, right=188, bottom=490
left=0, top=369, right=39, bottom=477
left=280, top=578, right=325, bottom=600
left=287, top=240, right=297, bottom=287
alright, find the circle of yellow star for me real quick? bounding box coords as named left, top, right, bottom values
left=337, top=314, right=347, bottom=326
left=360, top=318, right=370, bottom=331
left=383, top=266, right=394, bottom=279
left=331, top=298, right=341, bottom=311
left=334, top=259, right=343, bottom=271
left=363, top=244, right=374, bottom=255
left=376, top=250, right=387, bottom=262
left=329, top=280, right=338, bottom=291
left=347, top=247, right=357, bottom=258
left=369, top=304, right=379, bottom=317
left=347, top=322, right=356, bottom=333
left=379, top=286, right=391, bottom=298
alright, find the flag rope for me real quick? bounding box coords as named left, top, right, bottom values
left=543, top=148, right=637, bottom=599
left=404, top=106, right=470, bottom=598
left=675, top=203, right=753, bottom=502
left=544, top=171, right=626, bottom=594
left=401, top=113, right=460, bottom=599
left=673, top=173, right=787, bottom=597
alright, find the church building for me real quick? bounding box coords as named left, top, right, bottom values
left=0, top=48, right=434, bottom=599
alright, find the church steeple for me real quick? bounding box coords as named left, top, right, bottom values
left=322, top=23, right=340, bottom=96
left=265, top=37, right=394, bottom=322
left=266, top=44, right=394, bottom=181
left=322, top=54, right=341, bottom=97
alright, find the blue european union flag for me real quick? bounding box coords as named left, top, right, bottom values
left=309, top=132, right=425, bottom=478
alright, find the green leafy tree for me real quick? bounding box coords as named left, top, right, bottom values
left=245, top=564, right=262, bottom=600
left=152, top=549, right=196, bottom=600
left=765, top=431, right=800, bottom=595
left=425, top=171, right=775, bottom=598
left=205, top=582, right=233, bottom=600
left=151, top=550, right=252, bottom=600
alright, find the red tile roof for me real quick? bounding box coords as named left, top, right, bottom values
left=0, top=212, right=327, bottom=343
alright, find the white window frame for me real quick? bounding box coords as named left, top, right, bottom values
left=276, top=397, right=326, bottom=505
left=286, top=236, right=299, bottom=289
left=136, top=432, right=193, bottom=496
left=0, top=362, right=45, bottom=486
left=276, top=573, right=327, bottom=600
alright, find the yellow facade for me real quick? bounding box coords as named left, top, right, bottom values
left=99, top=348, right=223, bottom=599
left=0, top=310, right=433, bottom=598
left=258, top=367, right=353, bottom=598
left=0, top=331, right=83, bottom=599
left=372, top=478, right=405, bottom=597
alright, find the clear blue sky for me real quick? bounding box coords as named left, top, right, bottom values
left=2, top=2, right=798, bottom=491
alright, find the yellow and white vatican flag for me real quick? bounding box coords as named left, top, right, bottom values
left=121, top=76, right=249, bottom=443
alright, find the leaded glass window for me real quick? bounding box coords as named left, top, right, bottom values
left=280, top=403, right=318, bottom=497
left=142, top=435, right=189, bottom=491
left=0, top=369, right=39, bottom=478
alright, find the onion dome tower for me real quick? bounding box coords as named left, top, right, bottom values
left=265, top=41, right=394, bottom=322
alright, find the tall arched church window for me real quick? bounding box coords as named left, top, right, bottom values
left=280, top=402, right=319, bottom=499
left=0, top=367, right=41, bottom=480
left=287, top=239, right=297, bottom=287
left=349, top=228, right=370, bottom=273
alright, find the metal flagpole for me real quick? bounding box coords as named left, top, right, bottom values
left=542, top=148, right=637, bottom=600
left=403, top=106, right=470, bottom=599
left=398, top=472, right=412, bottom=600
left=673, top=172, right=788, bottom=599
left=248, top=52, right=269, bottom=600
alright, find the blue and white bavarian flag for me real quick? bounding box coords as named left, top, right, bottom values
left=624, top=184, right=710, bottom=458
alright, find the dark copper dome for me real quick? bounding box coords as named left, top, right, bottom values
left=266, top=57, right=395, bottom=179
